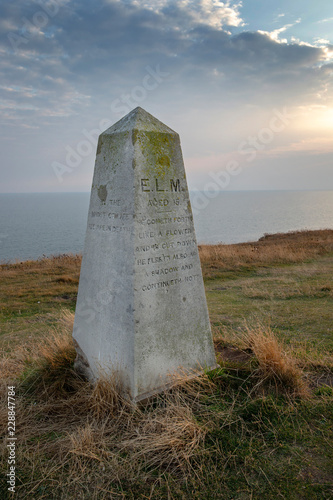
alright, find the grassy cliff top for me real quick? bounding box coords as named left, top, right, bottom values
left=0, top=229, right=332, bottom=499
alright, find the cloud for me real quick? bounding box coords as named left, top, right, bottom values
left=269, top=137, right=333, bottom=156
left=0, top=0, right=332, bottom=192
left=258, top=18, right=301, bottom=44
left=0, top=0, right=331, bottom=128
left=314, top=38, right=331, bottom=45
left=317, top=17, right=333, bottom=24
left=0, top=1, right=329, bottom=101
left=109, top=0, right=245, bottom=30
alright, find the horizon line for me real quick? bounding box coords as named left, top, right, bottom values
left=1, top=188, right=333, bottom=195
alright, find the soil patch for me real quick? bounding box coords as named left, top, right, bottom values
left=214, top=342, right=253, bottom=364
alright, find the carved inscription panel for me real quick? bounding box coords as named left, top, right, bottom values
left=135, top=177, right=199, bottom=292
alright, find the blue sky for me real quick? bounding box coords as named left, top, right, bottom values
left=1, top=0, right=332, bottom=192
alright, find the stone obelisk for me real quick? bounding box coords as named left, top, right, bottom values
left=73, top=107, right=217, bottom=401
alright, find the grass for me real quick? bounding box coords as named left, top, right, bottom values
left=0, top=230, right=333, bottom=499
left=199, top=229, right=333, bottom=278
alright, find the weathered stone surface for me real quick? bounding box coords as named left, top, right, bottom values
left=73, top=107, right=217, bottom=401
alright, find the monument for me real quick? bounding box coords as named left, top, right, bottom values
left=73, top=107, right=217, bottom=401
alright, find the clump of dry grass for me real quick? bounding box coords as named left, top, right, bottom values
left=0, top=309, right=76, bottom=383
left=89, top=374, right=134, bottom=421
left=242, top=323, right=309, bottom=397
left=0, top=310, right=81, bottom=410
left=57, top=307, right=75, bottom=331
left=120, top=391, right=208, bottom=471
left=68, top=423, right=110, bottom=463
left=213, top=321, right=311, bottom=397
left=32, top=333, right=78, bottom=396
left=37, top=329, right=76, bottom=372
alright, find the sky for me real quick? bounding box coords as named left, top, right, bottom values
left=0, top=0, right=333, bottom=193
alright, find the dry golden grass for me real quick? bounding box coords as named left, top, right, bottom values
left=0, top=311, right=216, bottom=497
left=0, top=310, right=78, bottom=397
left=199, top=229, right=333, bottom=276
left=242, top=323, right=310, bottom=397
left=119, top=391, right=208, bottom=470
left=213, top=320, right=311, bottom=397
left=89, top=374, right=135, bottom=421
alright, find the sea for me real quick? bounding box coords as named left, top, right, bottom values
left=0, top=190, right=332, bottom=262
